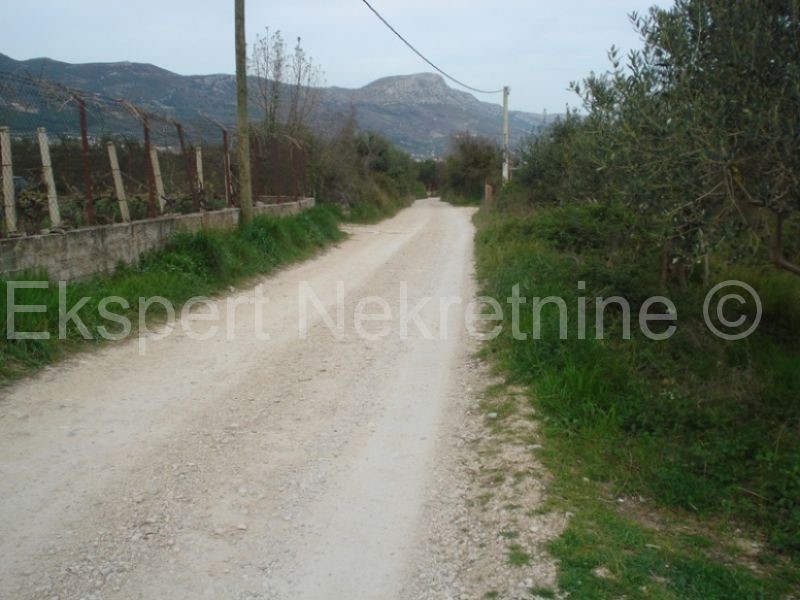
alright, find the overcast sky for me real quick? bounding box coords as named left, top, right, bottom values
left=2, top=0, right=666, bottom=114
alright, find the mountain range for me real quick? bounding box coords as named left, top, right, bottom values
left=0, top=53, right=551, bottom=157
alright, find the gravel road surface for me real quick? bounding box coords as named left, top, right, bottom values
left=0, top=199, right=488, bottom=600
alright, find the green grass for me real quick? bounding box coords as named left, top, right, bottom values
left=442, top=192, right=483, bottom=207
left=551, top=497, right=789, bottom=598
left=347, top=189, right=416, bottom=224
left=500, top=529, right=520, bottom=540
left=536, top=443, right=799, bottom=599
left=339, top=173, right=422, bottom=224
left=0, top=205, right=344, bottom=384
left=474, top=203, right=800, bottom=597
left=508, top=543, right=533, bottom=567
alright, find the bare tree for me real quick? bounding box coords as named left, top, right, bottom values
left=287, top=37, right=324, bottom=132
left=252, top=29, right=285, bottom=134
left=251, top=30, right=323, bottom=134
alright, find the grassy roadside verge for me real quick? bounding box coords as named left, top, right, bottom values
left=473, top=205, right=800, bottom=598
left=441, top=192, right=482, bottom=207
left=348, top=193, right=414, bottom=223
left=346, top=175, right=422, bottom=223
left=0, top=205, right=347, bottom=384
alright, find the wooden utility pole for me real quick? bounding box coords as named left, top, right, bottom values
left=502, top=86, right=510, bottom=184
left=235, top=0, right=253, bottom=224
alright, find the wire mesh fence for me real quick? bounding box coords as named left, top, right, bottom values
left=0, top=71, right=309, bottom=237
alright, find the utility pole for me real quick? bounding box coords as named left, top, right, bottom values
left=502, top=86, right=510, bottom=184
left=235, top=0, right=253, bottom=224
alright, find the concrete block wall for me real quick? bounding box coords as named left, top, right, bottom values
left=0, top=198, right=315, bottom=281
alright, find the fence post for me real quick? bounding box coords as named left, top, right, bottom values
left=37, top=127, right=62, bottom=229
left=140, top=112, right=158, bottom=219
left=0, top=126, right=18, bottom=235
left=483, top=183, right=494, bottom=209
left=106, top=141, right=131, bottom=223
left=195, top=146, right=204, bottom=191
left=222, top=128, right=232, bottom=206
left=251, top=133, right=262, bottom=197
left=75, top=96, right=97, bottom=226
left=149, top=149, right=166, bottom=213
left=174, top=123, right=200, bottom=212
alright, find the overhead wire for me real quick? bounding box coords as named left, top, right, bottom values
left=359, top=0, right=504, bottom=95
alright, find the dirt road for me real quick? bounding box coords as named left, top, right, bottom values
left=0, top=199, right=480, bottom=599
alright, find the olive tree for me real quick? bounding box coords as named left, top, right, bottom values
left=572, top=0, right=800, bottom=279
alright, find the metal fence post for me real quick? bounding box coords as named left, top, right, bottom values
left=140, top=112, right=158, bottom=218
left=222, top=128, right=233, bottom=207
left=75, top=96, right=97, bottom=226
left=175, top=122, right=200, bottom=212
left=0, top=126, right=18, bottom=235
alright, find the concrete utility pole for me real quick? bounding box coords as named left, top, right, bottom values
left=235, top=0, right=253, bottom=224
left=502, top=86, right=510, bottom=184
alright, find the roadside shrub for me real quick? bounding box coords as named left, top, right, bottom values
left=476, top=205, right=800, bottom=553
left=441, top=134, right=501, bottom=203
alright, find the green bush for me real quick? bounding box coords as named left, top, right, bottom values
left=441, top=135, right=501, bottom=203
left=476, top=205, right=800, bottom=553
left=310, top=124, right=425, bottom=217
left=464, top=0, right=800, bottom=592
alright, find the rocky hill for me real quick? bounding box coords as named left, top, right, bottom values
left=0, top=53, right=550, bottom=156
left=321, top=73, right=548, bottom=156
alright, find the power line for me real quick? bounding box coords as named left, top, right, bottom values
left=359, top=0, right=504, bottom=95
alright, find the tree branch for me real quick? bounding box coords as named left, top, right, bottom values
left=769, top=211, right=800, bottom=277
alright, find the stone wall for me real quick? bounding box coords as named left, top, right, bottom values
left=0, top=198, right=315, bottom=281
